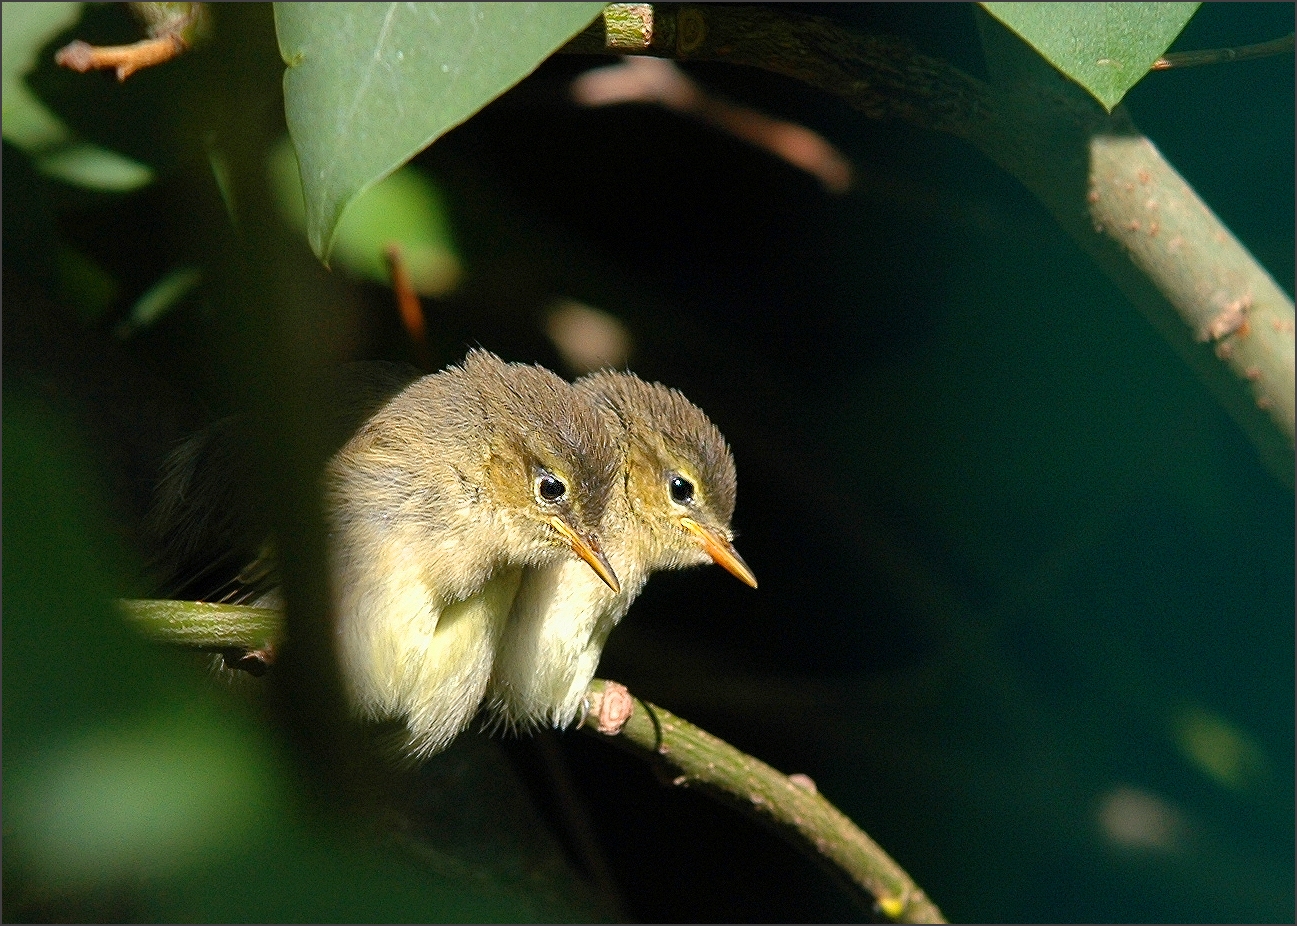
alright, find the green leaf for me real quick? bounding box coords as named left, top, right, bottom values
left=980, top=2, right=1200, bottom=111
left=36, top=141, right=154, bottom=191
left=274, top=1, right=605, bottom=262
left=268, top=135, right=462, bottom=296
left=118, top=265, right=202, bottom=336
left=7, top=707, right=278, bottom=891
left=2, top=1, right=82, bottom=149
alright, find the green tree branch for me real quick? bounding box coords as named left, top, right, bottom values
left=581, top=679, right=945, bottom=924
left=562, top=3, right=1295, bottom=485
left=116, top=597, right=945, bottom=923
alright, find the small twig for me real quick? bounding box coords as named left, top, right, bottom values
left=55, top=2, right=208, bottom=81
left=1151, top=32, right=1294, bottom=70
left=116, top=598, right=944, bottom=922
left=582, top=679, right=946, bottom=924
left=55, top=35, right=184, bottom=81
left=572, top=57, right=853, bottom=193
left=562, top=4, right=991, bottom=140
left=384, top=245, right=432, bottom=370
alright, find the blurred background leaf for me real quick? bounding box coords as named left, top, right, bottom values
left=2, top=0, right=83, bottom=149
left=2, top=1, right=155, bottom=190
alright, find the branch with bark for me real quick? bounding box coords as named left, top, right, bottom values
left=117, top=597, right=945, bottom=924
left=582, top=679, right=944, bottom=923
left=562, top=3, right=1295, bottom=486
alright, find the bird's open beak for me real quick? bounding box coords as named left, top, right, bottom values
left=680, top=517, right=758, bottom=588
left=549, top=516, right=621, bottom=593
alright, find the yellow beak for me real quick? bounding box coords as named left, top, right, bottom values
left=680, top=517, right=758, bottom=588
left=550, top=516, right=621, bottom=593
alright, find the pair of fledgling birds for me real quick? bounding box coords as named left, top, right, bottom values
left=152, top=350, right=755, bottom=760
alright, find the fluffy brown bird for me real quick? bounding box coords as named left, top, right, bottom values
left=150, top=351, right=622, bottom=759
left=488, top=370, right=755, bottom=731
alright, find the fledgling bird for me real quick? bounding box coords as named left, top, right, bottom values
left=327, top=351, right=623, bottom=758
left=487, top=370, right=756, bottom=732
left=150, top=351, right=622, bottom=759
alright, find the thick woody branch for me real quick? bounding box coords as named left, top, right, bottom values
left=562, top=4, right=1295, bottom=485
left=563, top=3, right=994, bottom=139
left=116, top=597, right=943, bottom=923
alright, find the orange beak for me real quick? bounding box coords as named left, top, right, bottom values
left=680, top=517, right=758, bottom=588
left=550, top=516, right=621, bottom=593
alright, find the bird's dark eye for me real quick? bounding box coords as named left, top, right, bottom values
left=669, top=475, right=695, bottom=505
left=536, top=473, right=567, bottom=502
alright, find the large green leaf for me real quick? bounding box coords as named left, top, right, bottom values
left=981, top=2, right=1199, bottom=111
left=275, top=2, right=605, bottom=262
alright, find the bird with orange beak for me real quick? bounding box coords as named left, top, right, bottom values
left=488, top=370, right=756, bottom=731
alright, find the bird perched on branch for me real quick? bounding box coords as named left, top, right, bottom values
left=150, top=350, right=622, bottom=759
left=488, top=370, right=756, bottom=732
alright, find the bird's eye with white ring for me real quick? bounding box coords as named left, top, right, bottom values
left=535, top=471, right=568, bottom=503
left=668, top=473, right=695, bottom=505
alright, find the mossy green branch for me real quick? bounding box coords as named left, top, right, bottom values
left=581, top=679, right=945, bottom=923
left=119, top=598, right=281, bottom=651
left=117, top=598, right=944, bottom=923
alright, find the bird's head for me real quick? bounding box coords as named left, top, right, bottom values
left=577, top=371, right=757, bottom=589
left=464, top=351, right=621, bottom=592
